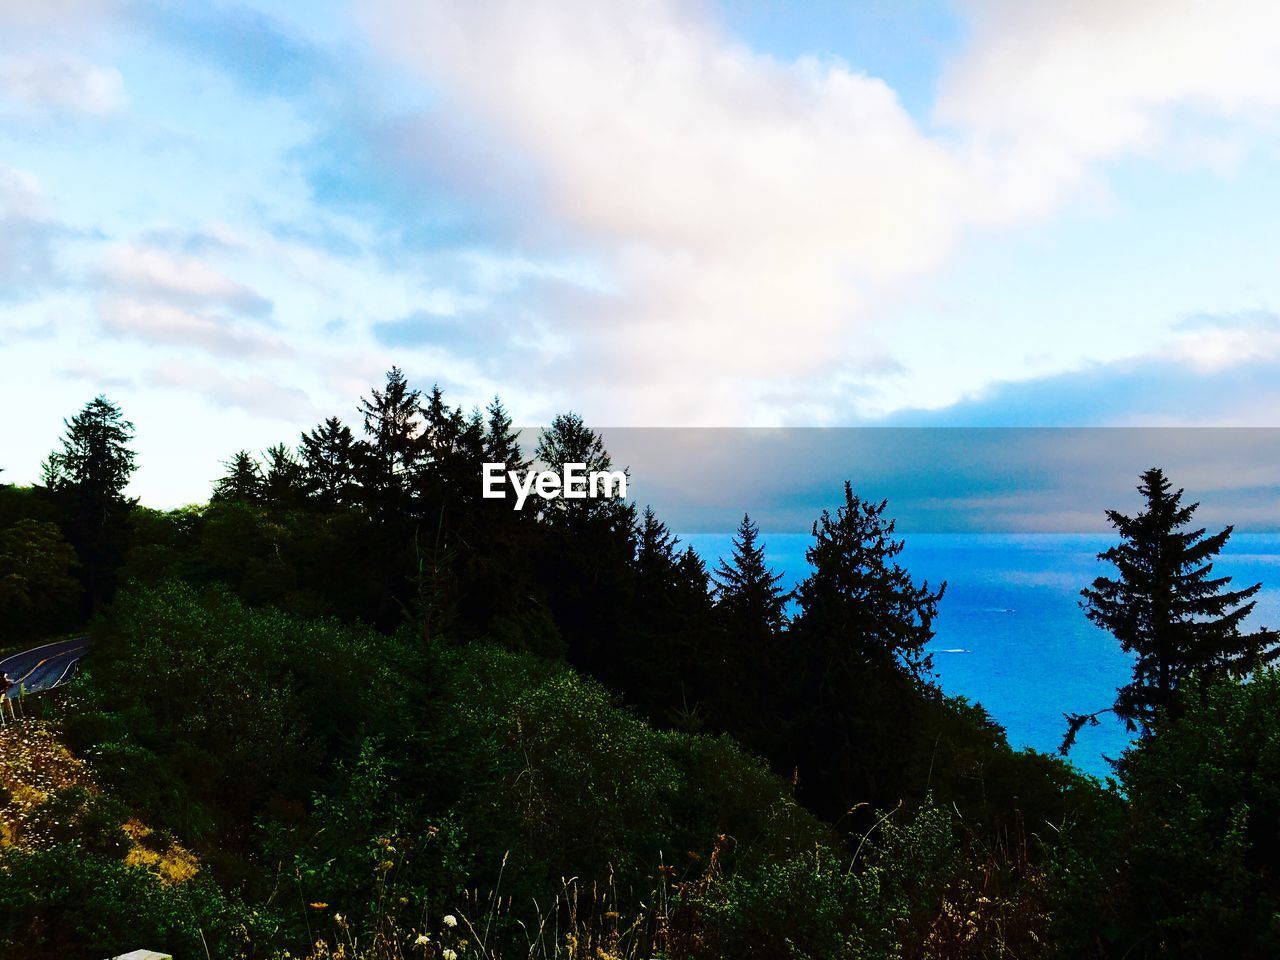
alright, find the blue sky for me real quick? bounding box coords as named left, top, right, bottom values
left=5, top=0, right=1280, bottom=505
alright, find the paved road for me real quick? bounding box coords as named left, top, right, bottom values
left=0, top=636, right=88, bottom=697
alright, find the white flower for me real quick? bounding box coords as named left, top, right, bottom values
left=442, top=915, right=458, bottom=929
left=442, top=950, right=458, bottom=960
left=415, top=933, right=430, bottom=946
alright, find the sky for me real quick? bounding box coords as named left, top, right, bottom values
left=6, top=0, right=1280, bottom=506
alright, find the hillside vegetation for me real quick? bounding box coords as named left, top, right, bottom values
left=1, top=379, right=1276, bottom=958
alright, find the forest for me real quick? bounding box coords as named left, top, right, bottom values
left=2, top=369, right=1279, bottom=959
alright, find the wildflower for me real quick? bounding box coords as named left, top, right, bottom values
left=442, top=950, right=458, bottom=960
left=442, top=915, right=458, bottom=928
left=414, top=933, right=430, bottom=946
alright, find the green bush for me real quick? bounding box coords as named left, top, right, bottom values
left=1112, top=671, right=1280, bottom=957
left=0, top=843, right=266, bottom=960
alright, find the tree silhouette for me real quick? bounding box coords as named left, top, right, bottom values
left=357, top=367, right=421, bottom=518
left=212, top=451, right=264, bottom=503
left=484, top=397, right=527, bottom=474
left=714, top=512, right=788, bottom=635
left=262, top=443, right=307, bottom=507
left=708, top=513, right=789, bottom=744
left=0, top=519, right=81, bottom=638
left=783, top=485, right=945, bottom=818
left=299, top=417, right=356, bottom=508
left=42, top=395, right=137, bottom=612
left=1065, top=467, right=1279, bottom=749
left=793, top=484, right=943, bottom=679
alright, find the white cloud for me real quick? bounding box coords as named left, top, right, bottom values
left=98, top=245, right=285, bottom=357
left=144, top=360, right=316, bottom=420
left=0, top=165, right=63, bottom=295
left=936, top=0, right=1280, bottom=220
left=364, top=0, right=973, bottom=421
left=362, top=0, right=1280, bottom=424
left=0, top=53, right=125, bottom=115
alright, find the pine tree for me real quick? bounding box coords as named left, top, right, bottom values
left=41, top=395, right=138, bottom=612
left=534, top=413, right=631, bottom=527
left=675, top=546, right=713, bottom=613
left=1070, top=467, right=1279, bottom=743
left=714, top=513, right=788, bottom=635
left=299, top=417, right=356, bottom=508
left=262, top=443, right=307, bottom=507
left=781, top=485, right=944, bottom=818
left=356, top=367, right=421, bottom=515
left=418, top=385, right=480, bottom=502
left=793, top=484, right=943, bottom=679
left=212, top=451, right=264, bottom=503
left=636, top=506, right=680, bottom=594
left=532, top=414, right=635, bottom=674
left=704, top=514, right=790, bottom=743
left=485, top=396, right=527, bottom=474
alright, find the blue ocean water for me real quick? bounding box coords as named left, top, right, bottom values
left=682, top=532, right=1280, bottom=780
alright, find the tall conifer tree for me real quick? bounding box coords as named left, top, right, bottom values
left=42, top=395, right=137, bottom=612
left=713, top=513, right=788, bottom=635
left=212, top=451, right=264, bottom=503
left=1070, top=467, right=1279, bottom=742
left=300, top=417, right=356, bottom=508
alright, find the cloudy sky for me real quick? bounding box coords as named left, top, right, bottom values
left=5, top=0, right=1280, bottom=505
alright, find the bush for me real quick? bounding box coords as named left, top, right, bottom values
left=0, top=843, right=265, bottom=960
left=1110, top=671, right=1280, bottom=957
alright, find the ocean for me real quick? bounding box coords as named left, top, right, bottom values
left=682, top=532, right=1280, bottom=780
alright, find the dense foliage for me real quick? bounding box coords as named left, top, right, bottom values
left=0, top=383, right=1275, bottom=958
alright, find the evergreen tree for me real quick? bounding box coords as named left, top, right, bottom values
left=782, top=485, right=944, bottom=817
left=675, top=545, right=713, bottom=614
left=211, top=451, right=263, bottom=503
left=1068, top=467, right=1279, bottom=745
left=713, top=512, right=788, bottom=635
left=41, top=395, right=138, bottom=612
left=704, top=514, right=790, bottom=739
left=299, top=417, right=356, bottom=508
left=0, top=519, right=81, bottom=638
left=356, top=367, right=421, bottom=515
left=636, top=506, right=680, bottom=598
left=534, top=413, right=633, bottom=538
left=533, top=414, right=635, bottom=674
left=485, top=396, right=527, bottom=474
left=792, top=484, right=943, bottom=679
left=417, top=385, right=482, bottom=505
left=262, top=443, right=307, bottom=507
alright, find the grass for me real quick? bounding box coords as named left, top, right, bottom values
left=0, top=718, right=198, bottom=882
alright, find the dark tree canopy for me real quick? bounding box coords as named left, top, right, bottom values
left=212, top=451, right=264, bottom=504
left=42, top=396, right=137, bottom=504
left=262, top=443, right=307, bottom=507
left=299, top=417, right=356, bottom=508
left=484, top=397, right=527, bottom=475
left=41, top=395, right=137, bottom=612
left=793, top=483, right=944, bottom=679
left=357, top=366, right=422, bottom=515
left=0, top=518, right=81, bottom=639
left=713, top=512, right=789, bottom=636
left=1075, top=467, right=1279, bottom=739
